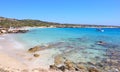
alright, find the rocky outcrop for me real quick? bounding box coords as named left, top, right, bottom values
left=8, top=30, right=28, bottom=33
left=15, top=30, right=28, bottom=33
left=64, top=60, right=75, bottom=70
left=88, top=67, right=99, bottom=72
left=58, top=65, right=66, bottom=72
left=33, top=54, right=40, bottom=57
left=0, top=28, right=28, bottom=35
left=76, top=64, right=86, bottom=70
left=0, top=28, right=8, bottom=34
left=49, top=65, right=58, bottom=70
left=28, top=46, right=41, bottom=53
left=50, top=57, right=89, bottom=72
left=96, top=41, right=106, bottom=45
left=54, top=55, right=64, bottom=65
left=1, top=30, right=7, bottom=33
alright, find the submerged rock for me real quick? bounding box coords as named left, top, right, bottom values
left=28, top=46, right=41, bottom=53
left=77, top=64, right=86, bottom=69
left=58, top=65, right=66, bottom=72
left=88, top=66, right=99, bottom=72
left=96, top=41, right=106, bottom=46
left=107, top=68, right=119, bottom=72
left=95, top=63, right=104, bottom=67
left=104, top=66, right=110, bottom=71
left=54, top=55, right=64, bottom=65
left=64, top=60, right=75, bottom=70
left=49, top=65, right=58, bottom=70
left=33, top=54, right=40, bottom=57
left=87, top=62, right=96, bottom=66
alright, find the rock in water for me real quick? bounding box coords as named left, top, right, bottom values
left=96, top=41, right=106, bottom=46
left=54, top=55, right=64, bottom=65
left=49, top=65, right=58, bottom=70
left=58, top=65, right=66, bottom=72
left=18, top=30, right=28, bottom=33
left=88, top=67, right=99, bottom=72
left=77, top=64, right=86, bottom=69
left=64, top=60, right=75, bottom=70
left=28, top=46, right=41, bottom=53
left=33, top=54, right=39, bottom=57
left=87, top=62, right=96, bottom=65
left=95, top=63, right=104, bottom=67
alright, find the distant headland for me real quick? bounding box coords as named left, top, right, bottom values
left=0, top=16, right=120, bottom=28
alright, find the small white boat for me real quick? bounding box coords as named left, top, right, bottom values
left=97, top=28, right=104, bottom=32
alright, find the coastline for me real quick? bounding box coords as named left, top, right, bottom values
left=0, top=27, right=120, bottom=72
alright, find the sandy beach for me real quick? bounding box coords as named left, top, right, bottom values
left=0, top=34, right=27, bottom=71
left=0, top=34, right=61, bottom=72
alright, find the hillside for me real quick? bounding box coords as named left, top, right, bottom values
left=0, top=17, right=119, bottom=28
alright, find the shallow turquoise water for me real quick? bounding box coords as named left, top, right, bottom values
left=14, top=28, right=120, bottom=63
left=15, top=28, right=120, bottom=47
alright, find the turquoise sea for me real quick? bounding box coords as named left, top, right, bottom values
left=14, top=28, right=120, bottom=65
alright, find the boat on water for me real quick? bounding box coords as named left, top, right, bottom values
left=96, top=28, right=104, bottom=32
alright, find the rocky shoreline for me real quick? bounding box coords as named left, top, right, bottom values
left=0, top=36, right=120, bottom=72
left=0, top=27, right=29, bottom=35
left=26, top=40, right=120, bottom=72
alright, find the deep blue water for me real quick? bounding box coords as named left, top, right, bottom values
left=14, top=28, right=120, bottom=63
